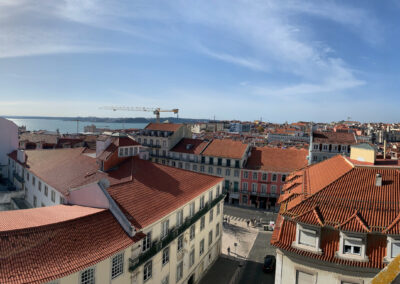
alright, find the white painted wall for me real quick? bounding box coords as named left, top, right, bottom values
left=68, top=182, right=110, bottom=209
left=0, top=118, right=18, bottom=178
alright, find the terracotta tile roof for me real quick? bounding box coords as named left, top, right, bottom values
left=272, top=220, right=387, bottom=269
left=312, top=131, right=356, bottom=144
left=106, top=157, right=223, bottom=229
left=170, top=138, right=210, bottom=155
left=8, top=148, right=105, bottom=196
left=145, top=123, right=182, bottom=132
left=0, top=207, right=141, bottom=284
left=273, top=155, right=400, bottom=269
left=19, top=132, right=58, bottom=144
left=245, top=147, right=308, bottom=172
left=0, top=205, right=104, bottom=232
left=201, top=139, right=248, bottom=159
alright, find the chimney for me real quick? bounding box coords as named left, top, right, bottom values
left=383, top=140, right=387, bottom=160
left=17, top=149, right=25, bottom=164
left=376, top=173, right=382, bottom=187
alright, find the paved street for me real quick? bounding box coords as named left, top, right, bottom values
left=199, top=204, right=277, bottom=284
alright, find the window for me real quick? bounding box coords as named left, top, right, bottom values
left=178, top=162, right=183, bottom=168
left=391, top=240, right=400, bottom=258
left=111, top=253, right=124, bottom=279
left=200, top=165, right=205, bottom=172
left=201, top=156, right=205, bottom=164
left=208, top=166, right=213, bottom=174
left=33, top=195, right=37, bottom=207
left=161, top=220, right=169, bottom=239
left=209, top=209, right=213, bottom=223
left=190, top=202, right=195, bottom=217
left=216, top=203, right=220, bottom=215
left=217, top=168, right=222, bottom=175
left=344, top=238, right=362, bottom=255
left=299, top=228, right=317, bottom=247
left=209, top=157, right=214, bottom=165
left=51, top=190, right=55, bottom=202
left=252, top=172, right=257, bottom=180
left=80, top=267, right=95, bottom=284
left=271, top=185, right=277, bottom=194
left=201, top=216, right=205, bottom=230
left=313, top=156, right=318, bottom=162
left=323, top=145, right=328, bottom=150
left=32, top=176, right=36, bottom=186
left=200, top=239, right=205, bottom=255
left=243, top=171, right=248, bottom=179
left=176, top=210, right=183, bottom=227
left=44, top=185, right=48, bottom=197
left=209, top=230, right=213, bottom=246
left=262, top=173, right=267, bottom=181
left=200, top=196, right=205, bottom=209
left=261, top=184, right=266, bottom=193
left=177, top=235, right=184, bottom=252
left=217, top=158, right=222, bottom=166
left=314, top=144, right=319, bottom=150
left=242, top=195, right=248, bottom=204
left=225, top=169, right=231, bottom=176
left=295, top=270, right=315, bottom=284
left=242, top=182, right=248, bottom=191
left=272, top=174, right=277, bottom=182
left=185, top=163, right=190, bottom=170
left=216, top=185, right=220, bottom=196
left=234, top=170, right=239, bottom=177
left=226, top=159, right=231, bottom=167
left=251, top=183, right=257, bottom=193
left=162, top=140, right=167, bottom=147
left=143, top=261, right=152, bottom=281
left=209, top=190, right=213, bottom=202
left=216, top=223, right=220, bottom=237
left=235, top=160, right=240, bottom=168
left=162, top=247, right=169, bottom=265
left=190, top=224, right=195, bottom=240
left=138, top=138, right=142, bottom=143
left=119, top=148, right=123, bottom=156
left=124, top=148, right=128, bottom=156
left=190, top=249, right=195, bottom=267
left=129, top=147, right=133, bottom=156
left=142, top=232, right=152, bottom=252
left=234, top=181, right=239, bottom=192
left=282, top=174, right=287, bottom=182
left=193, top=164, right=198, bottom=171
left=176, top=261, right=183, bottom=281
left=59, top=196, right=65, bottom=204
left=161, top=275, right=169, bottom=284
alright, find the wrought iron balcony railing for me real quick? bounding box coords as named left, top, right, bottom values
left=129, top=193, right=225, bottom=272
left=13, top=171, right=24, bottom=184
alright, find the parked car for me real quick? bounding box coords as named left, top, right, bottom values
left=263, top=255, right=276, bottom=273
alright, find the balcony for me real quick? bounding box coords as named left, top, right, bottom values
left=13, top=171, right=24, bottom=184
left=129, top=193, right=225, bottom=272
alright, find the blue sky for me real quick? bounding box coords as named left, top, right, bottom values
left=1, top=0, right=400, bottom=122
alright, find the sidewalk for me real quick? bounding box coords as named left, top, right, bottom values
left=198, top=257, right=241, bottom=284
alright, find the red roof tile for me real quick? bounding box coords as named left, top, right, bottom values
left=201, top=139, right=248, bottom=159
left=0, top=208, right=141, bottom=284
left=9, top=148, right=105, bottom=195
left=313, top=131, right=356, bottom=144
left=337, top=212, right=371, bottom=233
left=245, top=147, right=308, bottom=172
left=170, top=138, right=210, bottom=155
left=106, top=157, right=223, bottom=229
left=0, top=205, right=104, bottom=232
left=145, top=123, right=183, bottom=132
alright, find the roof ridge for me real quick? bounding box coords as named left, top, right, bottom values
left=383, top=212, right=400, bottom=234
left=336, top=211, right=370, bottom=232
left=292, top=206, right=324, bottom=226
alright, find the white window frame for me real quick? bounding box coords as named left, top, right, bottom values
left=295, top=269, right=317, bottom=284
left=111, top=253, right=124, bottom=280
left=190, top=202, right=195, bottom=217
left=143, top=260, right=152, bottom=282
left=251, top=183, right=257, bottom=193
left=177, top=234, right=184, bottom=252
left=176, top=261, right=183, bottom=281
left=190, top=224, right=195, bottom=240
left=189, top=248, right=195, bottom=267
left=161, top=220, right=169, bottom=239
left=162, top=247, right=170, bottom=266
left=142, top=231, right=152, bottom=252
left=80, top=266, right=95, bottom=284
left=176, top=209, right=183, bottom=227
left=387, top=237, right=400, bottom=261
left=293, top=224, right=321, bottom=253
left=338, top=232, right=367, bottom=261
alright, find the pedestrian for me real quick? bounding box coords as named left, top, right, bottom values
left=227, top=246, right=231, bottom=255
left=246, top=219, right=250, bottom=227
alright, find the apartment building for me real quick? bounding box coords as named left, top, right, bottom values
left=240, top=147, right=308, bottom=210
left=0, top=117, right=18, bottom=179
left=308, top=131, right=357, bottom=164
left=135, top=123, right=192, bottom=161
left=1, top=139, right=224, bottom=284
left=164, top=138, right=250, bottom=204
left=272, top=147, right=400, bottom=284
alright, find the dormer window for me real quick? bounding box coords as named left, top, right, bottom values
left=386, top=237, right=400, bottom=261
left=293, top=224, right=321, bottom=253
left=338, top=232, right=367, bottom=261
left=119, top=148, right=123, bottom=156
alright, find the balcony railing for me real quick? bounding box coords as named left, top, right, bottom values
left=13, top=171, right=24, bottom=184
left=129, top=193, right=225, bottom=272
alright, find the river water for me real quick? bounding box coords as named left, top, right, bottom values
left=7, top=118, right=148, bottom=134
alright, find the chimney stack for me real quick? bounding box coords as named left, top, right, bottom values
left=376, top=173, right=382, bottom=187
left=383, top=140, right=387, bottom=160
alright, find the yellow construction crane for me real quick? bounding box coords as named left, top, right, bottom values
left=99, top=106, right=179, bottom=123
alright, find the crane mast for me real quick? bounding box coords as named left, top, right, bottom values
left=99, top=106, right=179, bottom=123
